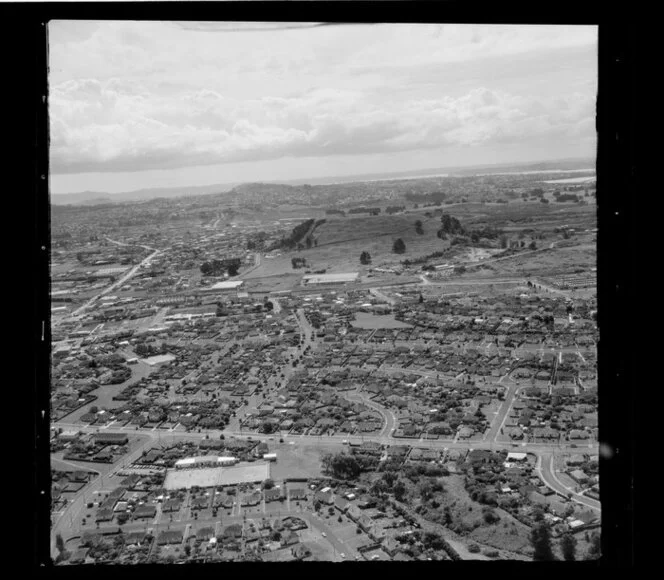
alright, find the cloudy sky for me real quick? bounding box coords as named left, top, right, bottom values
left=49, top=21, right=597, bottom=195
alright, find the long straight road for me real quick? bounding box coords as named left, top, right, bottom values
left=50, top=420, right=599, bottom=561
left=50, top=433, right=155, bottom=561
left=54, top=422, right=595, bottom=457
left=57, top=246, right=162, bottom=325
left=483, top=374, right=520, bottom=442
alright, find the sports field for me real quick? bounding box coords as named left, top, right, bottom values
left=164, top=462, right=270, bottom=490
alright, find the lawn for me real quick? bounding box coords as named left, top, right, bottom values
left=268, top=443, right=341, bottom=480
left=300, top=537, right=336, bottom=561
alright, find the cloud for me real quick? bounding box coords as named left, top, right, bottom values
left=50, top=75, right=595, bottom=174
left=48, top=22, right=597, bottom=175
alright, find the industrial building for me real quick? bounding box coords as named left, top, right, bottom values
left=302, top=272, right=359, bottom=286
left=174, top=455, right=239, bottom=469
left=205, top=280, right=244, bottom=291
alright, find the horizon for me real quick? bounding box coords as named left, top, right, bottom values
left=50, top=154, right=595, bottom=198
left=49, top=22, right=597, bottom=196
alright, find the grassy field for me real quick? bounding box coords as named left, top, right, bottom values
left=245, top=213, right=447, bottom=276
left=269, top=442, right=341, bottom=480
left=240, top=201, right=595, bottom=283
left=437, top=474, right=534, bottom=556
left=311, top=214, right=448, bottom=271
left=490, top=246, right=596, bottom=277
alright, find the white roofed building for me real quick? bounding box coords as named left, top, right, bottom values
left=205, top=280, right=244, bottom=291
left=302, top=273, right=359, bottom=285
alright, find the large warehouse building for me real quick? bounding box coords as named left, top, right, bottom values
left=302, top=272, right=359, bottom=286
left=174, top=455, right=239, bottom=469
left=205, top=280, right=244, bottom=291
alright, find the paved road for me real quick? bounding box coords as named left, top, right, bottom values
left=536, top=454, right=601, bottom=512
left=305, top=512, right=360, bottom=561
left=54, top=422, right=595, bottom=456
left=50, top=434, right=155, bottom=561
left=57, top=246, right=161, bottom=325
left=346, top=391, right=396, bottom=438
left=369, top=287, right=397, bottom=305
left=50, top=420, right=599, bottom=561
left=483, top=375, right=519, bottom=442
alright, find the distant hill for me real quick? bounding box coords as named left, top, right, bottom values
left=50, top=157, right=594, bottom=206
left=50, top=181, right=240, bottom=206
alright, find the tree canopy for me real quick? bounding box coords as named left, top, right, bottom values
left=321, top=452, right=362, bottom=479
left=530, top=522, right=555, bottom=561
left=560, top=533, right=577, bottom=561
left=392, top=238, right=406, bottom=254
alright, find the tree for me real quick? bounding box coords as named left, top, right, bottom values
left=417, top=480, right=433, bottom=501
left=392, top=238, right=406, bottom=254
left=321, top=452, right=361, bottom=479
left=500, top=235, right=508, bottom=249
left=560, top=533, right=577, bottom=561
left=530, top=522, right=555, bottom=561
left=423, top=531, right=445, bottom=550
left=55, top=533, right=65, bottom=553
left=439, top=213, right=465, bottom=235
left=587, top=532, right=601, bottom=559
left=529, top=241, right=537, bottom=250
left=393, top=480, right=407, bottom=501
left=360, top=251, right=372, bottom=265
left=415, top=220, right=424, bottom=235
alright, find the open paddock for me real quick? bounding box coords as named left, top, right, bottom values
left=267, top=442, right=340, bottom=480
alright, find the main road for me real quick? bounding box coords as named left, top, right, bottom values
left=54, top=422, right=595, bottom=458
left=55, top=242, right=162, bottom=326
left=50, top=433, right=156, bottom=561
left=50, top=413, right=599, bottom=561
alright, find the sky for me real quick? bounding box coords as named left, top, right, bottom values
left=48, top=21, right=598, bottom=195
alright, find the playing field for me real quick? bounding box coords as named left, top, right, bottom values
left=163, top=462, right=270, bottom=490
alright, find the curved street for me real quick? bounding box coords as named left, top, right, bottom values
left=535, top=454, right=600, bottom=512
